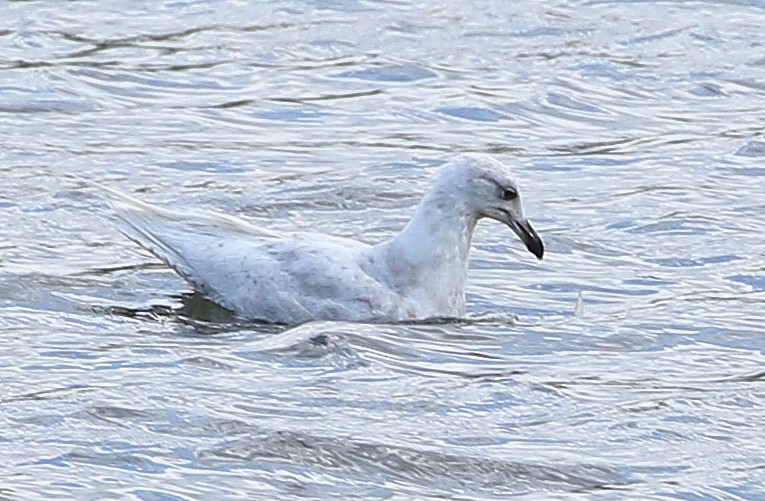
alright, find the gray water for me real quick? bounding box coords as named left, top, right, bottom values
left=2, top=1, right=765, bottom=499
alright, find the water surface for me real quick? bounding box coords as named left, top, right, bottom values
left=2, top=1, right=765, bottom=499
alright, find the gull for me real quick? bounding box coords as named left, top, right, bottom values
left=105, top=154, right=544, bottom=324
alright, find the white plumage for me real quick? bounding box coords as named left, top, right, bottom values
left=106, top=154, right=544, bottom=324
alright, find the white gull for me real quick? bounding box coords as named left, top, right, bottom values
left=105, top=154, right=544, bottom=324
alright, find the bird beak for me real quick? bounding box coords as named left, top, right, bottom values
left=508, top=218, right=544, bottom=259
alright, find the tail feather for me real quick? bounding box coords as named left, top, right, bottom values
left=94, top=183, right=281, bottom=238
left=112, top=203, right=201, bottom=287
left=93, top=183, right=275, bottom=297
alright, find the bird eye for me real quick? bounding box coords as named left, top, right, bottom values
left=501, top=187, right=517, bottom=201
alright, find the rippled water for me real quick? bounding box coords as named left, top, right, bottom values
left=2, top=1, right=765, bottom=499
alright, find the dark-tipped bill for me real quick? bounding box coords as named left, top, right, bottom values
left=509, top=219, right=544, bottom=259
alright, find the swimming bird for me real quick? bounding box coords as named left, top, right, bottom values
left=106, top=154, right=544, bottom=324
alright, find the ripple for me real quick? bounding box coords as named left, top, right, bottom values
left=726, top=274, right=765, bottom=291
left=253, top=108, right=326, bottom=123
left=0, top=85, right=100, bottom=113
left=648, top=255, right=740, bottom=268
left=157, top=160, right=245, bottom=173
left=735, top=140, right=765, bottom=157
left=36, top=447, right=169, bottom=474
left=434, top=106, right=505, bottom=122
left=199, top=429, right=629, bottom=497
left=336, top=64, right=438, bottom=82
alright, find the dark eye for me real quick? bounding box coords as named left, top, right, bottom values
left=501, top=187, right=517, bottom=201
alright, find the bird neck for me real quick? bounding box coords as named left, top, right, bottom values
left=395, top=192, right=477, bottom=265
left=371, top=191, right=478, bottom=315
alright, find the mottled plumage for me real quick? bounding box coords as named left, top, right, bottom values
left=105, top=154, right=543, bottom=324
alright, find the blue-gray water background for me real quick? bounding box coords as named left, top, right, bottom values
left=2, top=1, right=765, bottom=499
